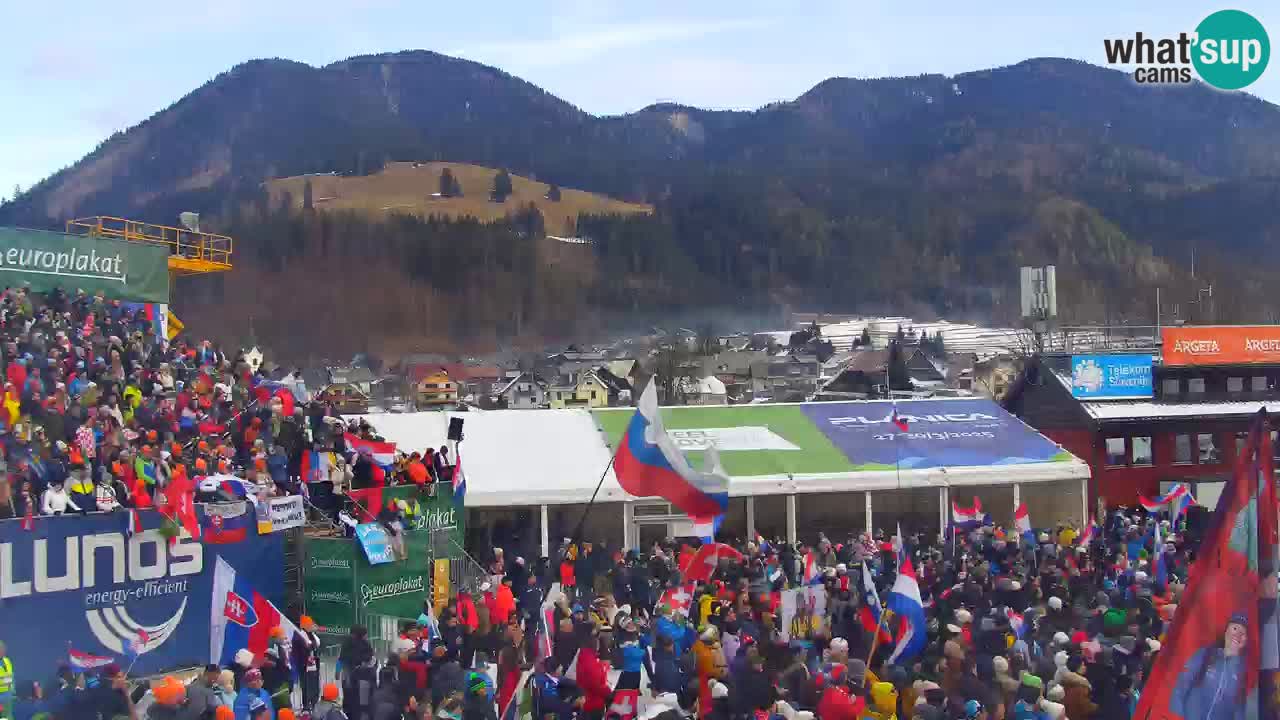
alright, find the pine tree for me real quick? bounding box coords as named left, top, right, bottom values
left=492, top=170, right=513, bottom=203
left=887, top=340, right=910, bottom=392
left=440, top=168, right=462, bottom=198
left=303, top=179, right=314, bottom=210
left=547, top=183, right=561, bottom=201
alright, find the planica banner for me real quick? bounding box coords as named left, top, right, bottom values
left=0, top=227, right=170, bottom=303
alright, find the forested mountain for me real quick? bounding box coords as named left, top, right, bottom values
left=4, top=51, right=1280, bottom=359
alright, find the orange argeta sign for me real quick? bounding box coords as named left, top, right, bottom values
left=1162, top=326, right=1280, bottom=365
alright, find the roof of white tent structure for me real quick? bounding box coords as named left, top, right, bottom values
left=351, top=400, right=1088, bottom=507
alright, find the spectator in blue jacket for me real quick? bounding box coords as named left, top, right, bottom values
left=234, top=668, right=273, bottom=720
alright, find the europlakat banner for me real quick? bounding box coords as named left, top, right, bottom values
left=594, top=398, right=1071, bottom=475
left=0, top=504, right=283, bottom=677
left=0, top=227, right=170, bottom=303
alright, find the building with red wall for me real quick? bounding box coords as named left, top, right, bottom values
left=1005, top=346, right=1280, bottom=509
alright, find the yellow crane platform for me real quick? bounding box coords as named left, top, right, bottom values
left=65, top=216, right=233, bottom=275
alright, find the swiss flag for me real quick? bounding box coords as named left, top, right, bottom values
left=607, top=688, right=640, bottom=720
left=680, top=543, right=744, bottom=583
left=659, top=583, right=696, bottom=617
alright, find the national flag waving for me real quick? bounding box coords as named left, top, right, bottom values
left=68, top=645, right=116, bottom=672
left=690, top=514, right=724, bottom=543
left=1013, top=503, right=1035, bottom=544
left=892, top=405, right=910, bottom=432
left=125, top=508, right=142, bottom=539
left=658, top=583, right=697, bottom=617
left=1138, top=484, right=1189, bottom=514
left=1005, top=608, right=1026, bottom=639
left=1170, top=484, right=1195, bottom=526
left=951, top=497, right=983, bottom=529
left=1078, top=523, right=1095, bottom=549
left=858, top=562, right=892, bottom=643
left=452, top=450, right=467, bottom=506
left=159, top=469, right=201, bottom=542
left=612, top=382, right=729, bottom=519
left=802, top=551, right=822, bottom=585
left=209, top=556, right=298, bottom=667
left=884, top=524, right=927, bottom=663
left=1153, top=520, right=1167, bottom=587
left=300, top=450, right=334, bottom=486
left=680, top=542, right=744, bottom=583
left=1135, top=410, right=1278, bottom=720
left=345, top=433, right=396, bottom=467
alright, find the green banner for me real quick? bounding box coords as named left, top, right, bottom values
left=0, top=227, right=170, bottom=303
left=303, top=485, right=466, bottom=631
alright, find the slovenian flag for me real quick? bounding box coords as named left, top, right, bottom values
left=951, top=497, right=983, bottom=529
left=884, top=524, right=927, bottom=663
left=209, top=557, right=298, bottom=667
left=1014, top=503, right=1035, bottom=545
left=612, top=382, right=729, bottom=519
left=68, top=645, right=116, bottom=671
left=345, top=433, right=396, bottom=468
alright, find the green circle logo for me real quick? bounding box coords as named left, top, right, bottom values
left=1192, top=10, right=1270, bottom=90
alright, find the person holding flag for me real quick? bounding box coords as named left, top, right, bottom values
left=884, top=524, right=927, bottom=664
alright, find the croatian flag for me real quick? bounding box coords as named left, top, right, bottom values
left=345, top=433, right=396, bottom=468
left=613, top=382, right=729, bottom=519
left=209, top=557, right=297, bottom=667
left=1139, top=484, right=1189, bottom=514
left=951, top=497, right=983, bottom=529
left=858, top=562, right=892, bottom=642
left=1014, top=503, right=1035, bottom=544
left=884, top=524, right=927, bottom=663
left=68, top=646, right=116, bottom=671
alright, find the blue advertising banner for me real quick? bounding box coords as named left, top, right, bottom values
left=355, top=523, right=394, bottom=565
left=1069, top=354, right=1154, bottom=398
left=800, top=398, right=1072, bottom=469
left=0, top=505, right=284, bottom=677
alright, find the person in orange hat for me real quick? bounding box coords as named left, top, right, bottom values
left=214, top=706, right=235, bottom=720
left=151, top=675, right=186, bottom=707
left=277, top=709, right=296, bottom=720
left=294, top=616, right=324, bottom=709
left=195, top=458, right=208, bottom=474
left=313, top=683, right=342, bottom=718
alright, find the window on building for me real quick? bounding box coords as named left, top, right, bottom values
left=1131, top=436, right=1153, bottom=466
left=1255, top=376, right=1269, bottom=392
left=1162, top=378, right=1180, bottom=396
left=1188, top=378, right=1206, bottom=394
left=1175, top=434, right=1193, bottom=464
left=1228, top=377, right=1245, bottom=393
left=1199, top=433, right=1220, bottom=463
left=1106, top=438, right=1127, bottom=467
left=591, top=391, right=598, bottom=400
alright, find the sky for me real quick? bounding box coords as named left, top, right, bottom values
left=2, top=1, right=1277, bottom=199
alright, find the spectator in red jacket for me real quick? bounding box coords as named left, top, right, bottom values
left=817, top=665, right=865, bottom=720
left=575, top=637, right=613, bottom=718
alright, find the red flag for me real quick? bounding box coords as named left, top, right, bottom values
left=681, top=543, right=744, bottom=583
left=348, top=487, right=384, bottom=522
left=1135, top=410, right=1277, bottom=720
left=161, top=471, right=202, bottom=543
left=658, top=583, right=697, bottom=617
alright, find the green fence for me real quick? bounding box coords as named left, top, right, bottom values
left=303, top=485, right=478, bottom=637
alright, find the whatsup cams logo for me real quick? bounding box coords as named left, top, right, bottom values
left=1103, top=10, right=1270, bottom=89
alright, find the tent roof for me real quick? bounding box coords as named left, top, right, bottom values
left=354, top=397, right=1087, bottom=507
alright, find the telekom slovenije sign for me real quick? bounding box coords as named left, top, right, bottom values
left=1162, top=326, right=1280, bottom=366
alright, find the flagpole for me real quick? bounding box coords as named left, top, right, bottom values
left=866, top=608, right=894, bottom=667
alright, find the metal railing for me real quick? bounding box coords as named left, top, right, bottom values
left=66, top=215, right=233, bottom=273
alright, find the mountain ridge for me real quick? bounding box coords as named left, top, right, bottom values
left=4, top=52, right=1280, bottom=358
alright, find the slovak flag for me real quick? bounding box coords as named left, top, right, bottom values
left=1014, top=503, right=1035, bottom=544
left=892, top=406, right=910, bottom=432
left=613, top=382, right=729, bottom=519
left=858, top=562, right=892, bottom=643
left=680, top=543, right=744, bottom=583
left=951, top=497, right=983, bottom=529
left=209, top=557, right=297, bottom=667
left=345, top=433, right=396, bottom=468
left=884, top=524, right=927, bottom=663
left=68, top=645, right=116, bottom=671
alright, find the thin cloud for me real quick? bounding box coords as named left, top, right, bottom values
left=449, top=17, right=772, bottom=68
